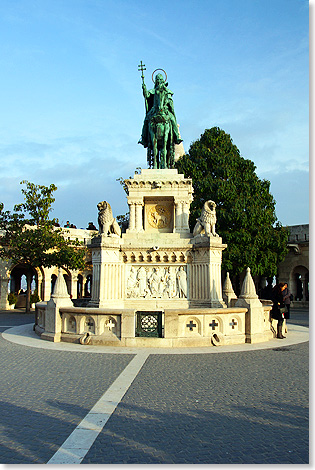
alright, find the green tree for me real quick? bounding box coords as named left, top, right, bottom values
left=0, top=181, right=87, bottom=313
left=175, top=127, right=288, bottom=289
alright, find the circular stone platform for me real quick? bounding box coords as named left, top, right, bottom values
left=2, top=323, right=309, bottom=355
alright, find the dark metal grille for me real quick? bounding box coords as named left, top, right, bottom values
left=136, top=311, right=163, bottom=337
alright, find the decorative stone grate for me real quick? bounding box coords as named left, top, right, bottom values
left=136, top=311, right=163, bottom=337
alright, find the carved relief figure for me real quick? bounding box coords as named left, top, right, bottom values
left=148, top=204, right=171, bottom=229
left=125, top=266, right=187, bottom=300
left=193, top=200, right=218, bottom=237
left=149, top=267, right=163, bottom=297
left=177, top=266, right=187, bottom=298
left=137, top=266, right=147, bottom=297
left=97, top=201, right=121, bottom=237
left=126, top=267, right=139, bottom=297
left=165, top=266, right=177, bottom=298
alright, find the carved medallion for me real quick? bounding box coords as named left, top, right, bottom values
left=148, top=204, right=171, bottom=229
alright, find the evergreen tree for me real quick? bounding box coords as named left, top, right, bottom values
left=175, top=127, right=288, bottom=284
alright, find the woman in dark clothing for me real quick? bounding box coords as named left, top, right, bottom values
left=271, top=283, right=286, bottom=339
left=282, top=282, right=292, bottom=319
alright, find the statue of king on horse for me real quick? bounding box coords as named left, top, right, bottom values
left=138, top=62, right=183, bottom=169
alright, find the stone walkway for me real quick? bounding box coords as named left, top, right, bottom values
left=0, top=309, right=309, bottom=464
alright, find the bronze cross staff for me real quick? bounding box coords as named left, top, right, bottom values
left=138, top=61, right=148, bottom=112
left=138, top=60, right=146, bottom=84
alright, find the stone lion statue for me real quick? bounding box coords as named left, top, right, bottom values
left=97, top=201, right=121, bottom=237
left=193, top=200, right=218, bottom=237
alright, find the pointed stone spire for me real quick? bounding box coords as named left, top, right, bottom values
left=223, top=272, right=236, bottom=297
left=222, top=272, right=237, bottom=307
left=239, top=267, right=258, bottom=299
left=51, top=268, right=71, bottom=300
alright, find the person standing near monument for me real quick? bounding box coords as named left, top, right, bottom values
left=282, top=282, right=292, bottom=333
left=271, top=282, right=286, bottom=339
left=282, top=282, right=292, bottom=319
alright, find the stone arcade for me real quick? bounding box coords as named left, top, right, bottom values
left=35, top=167, right=275, bottom=347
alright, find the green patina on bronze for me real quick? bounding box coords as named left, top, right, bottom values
left=138, top=61, right=182, bottom=169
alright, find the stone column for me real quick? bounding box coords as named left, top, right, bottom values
left=70, top=270, right=79, bottom=299
left=301, top=276, right=307, bottom=302
left=43, top=267, right=55, bottom=301
left=0, top=275, right=10, bottom=309
left=135, top=202, right=143, bottom=232
left=128, top=203, right=136, bottom=231
left=182, top=202, right=190, bottom=230
left=175, top=201, right=183, bottom=232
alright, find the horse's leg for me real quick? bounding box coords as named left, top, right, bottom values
left=161, top=124, right=169, bottom=169
left=156, top=123, right=162, bottom=169
left=153, top=137, right=158, bottom=169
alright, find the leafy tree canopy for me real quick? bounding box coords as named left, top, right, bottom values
left=0, top=181, right=87, bottom=312
left=175, top=127, right=288, bottom=278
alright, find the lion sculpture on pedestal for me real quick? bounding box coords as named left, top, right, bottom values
left=193, top=200, right=218, bottom=238
left=97, top=201, right=121, bottom=237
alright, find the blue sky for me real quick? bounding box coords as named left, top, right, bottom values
left=0, top=0, right=309, bottom=229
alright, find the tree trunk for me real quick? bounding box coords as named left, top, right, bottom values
left=26, top=267, right=32, bottom=314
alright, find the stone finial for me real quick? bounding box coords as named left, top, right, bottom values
left=52, top=268, right=71, bottom=299
left=223, top=272, right=236, bottom=296
left=239, top=267, right=258, bottom=300
left=222, top=272, right=237, bottom=307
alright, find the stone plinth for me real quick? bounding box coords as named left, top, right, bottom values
left=89, top=235, right=123, bottom=308
left=235, top=268, right=272, bottom=343
left=190, top=235, right=227, bottom=307
left=86, top=168, right=227, bottom=310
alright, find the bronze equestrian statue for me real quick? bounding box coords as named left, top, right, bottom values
left=138, top=62, right=182, bottom=169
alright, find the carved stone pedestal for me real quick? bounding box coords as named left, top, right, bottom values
left=88, top=169, right=227, bottom=310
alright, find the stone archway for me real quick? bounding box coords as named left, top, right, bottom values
left=9, top=264, right=38, bottom=295
left=290, top=265, right=309, bottom=302
left=9, top=264, right=39, bottom=308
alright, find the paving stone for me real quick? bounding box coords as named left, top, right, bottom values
left=0, top=310, right=309, bottom=464
left=83, top=341, right=309, bottom=464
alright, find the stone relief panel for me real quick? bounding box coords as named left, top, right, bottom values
left=145, top=200, right=173, bottom=232
left=148, top=204, right=171, bottom=229
left=125, top=265, right=187, bottom=299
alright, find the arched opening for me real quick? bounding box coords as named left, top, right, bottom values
left=51, top=274, right=57, bottom=294
left=9, top=265, right=38, bottom=296
left=291, top=266, right=309, bottom=302
left=9, top=264, right=38, bottom=308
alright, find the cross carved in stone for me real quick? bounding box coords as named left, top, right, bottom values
left=86, top=319, right=94, bottom=330
left=187, top=320, right=197, bottom=331
left=230, top=319, right=238, bottom=329
left=209, top=319, right=218, bottom=330
left=106, top=319, right=116, bottom=330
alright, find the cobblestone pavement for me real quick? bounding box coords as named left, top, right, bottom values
left=0, top=308, right=309, bottom=464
